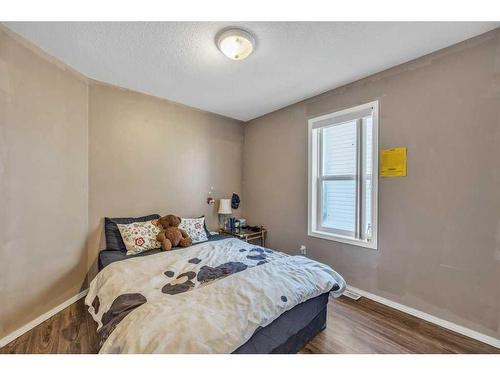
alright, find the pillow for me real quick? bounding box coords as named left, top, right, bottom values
left=104, top=214, right=160, bottom=252
left=179, top=217, right=209, bottom=243
left=117, top=220, right=162, bottom=255
left=198, top=215, right=212, bottom=239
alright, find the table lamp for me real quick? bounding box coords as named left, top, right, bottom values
left=218, top=199, right=232, bottom=229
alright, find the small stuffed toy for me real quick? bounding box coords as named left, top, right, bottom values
left=156, top=214, right=192, bottom=251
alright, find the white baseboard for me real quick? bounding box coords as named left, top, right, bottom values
left=345, top=285, right=500, bottom=349
left=0, top=289, right=89, bottom=348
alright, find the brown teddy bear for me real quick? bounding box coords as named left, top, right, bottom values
left=156, top=214, right=192, bottom=251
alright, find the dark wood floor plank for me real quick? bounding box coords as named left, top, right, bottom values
left=1, top=335, right=30, bottom=354
left=300, top=296, right=500, bottom=354
left=84, top=301, right=100, bottom=354
left=1, top=295, right=499, bottom=354
left=25, top=313, right=61, bottom=354
left=57, top=301, right=90, bottom=354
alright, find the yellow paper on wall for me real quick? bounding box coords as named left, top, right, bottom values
left=381, top=147, right=407, bottom=177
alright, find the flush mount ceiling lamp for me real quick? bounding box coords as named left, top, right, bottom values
left=216, top=28, right=255, bottom=61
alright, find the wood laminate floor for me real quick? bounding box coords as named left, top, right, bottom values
left=1, top=295, right=498, bottom=354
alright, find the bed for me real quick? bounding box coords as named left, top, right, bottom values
left=86, top=215, right=346, bottom=354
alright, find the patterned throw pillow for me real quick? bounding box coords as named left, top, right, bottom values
left=179, top=217, right=208, bottom=243
left=117, top=220, right=162, bottom=255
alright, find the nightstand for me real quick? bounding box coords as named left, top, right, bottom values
left=219, top=227, right=267, bottom=247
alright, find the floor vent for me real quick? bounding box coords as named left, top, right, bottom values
left=343, top=289, right=362, bottom=301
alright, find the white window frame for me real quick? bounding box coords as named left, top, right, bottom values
left=307, top=101, right=379, bottom=250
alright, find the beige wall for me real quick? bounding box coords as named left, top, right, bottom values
left=0, top=28, right=89, bottom=338
left=243, top=30, right=500, bottom=339
left=87, top=83, right=244, bottom=278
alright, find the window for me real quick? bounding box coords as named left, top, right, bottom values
left=308, top=101, right=378, bottom=249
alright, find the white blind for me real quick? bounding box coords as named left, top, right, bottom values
left=321, top=121, right=357, bottom=233
left=322, top=180, right=356, bottom=232
left=322, top=121, right=357, bottom=176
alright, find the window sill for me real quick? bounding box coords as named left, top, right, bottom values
left=308, top=229, right=377, bottom=250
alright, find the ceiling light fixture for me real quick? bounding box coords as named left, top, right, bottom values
left=216, top=28, right=255, bottom=61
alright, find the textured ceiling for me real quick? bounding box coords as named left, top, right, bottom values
left=4, top=22, right=499, bottom=121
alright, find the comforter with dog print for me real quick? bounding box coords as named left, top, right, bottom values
left=85, top=237, right=345, bottom=353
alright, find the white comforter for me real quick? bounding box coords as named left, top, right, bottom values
left=85, top=238, right=345, bottom=353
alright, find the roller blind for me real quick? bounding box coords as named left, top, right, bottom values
left=321, top=121, right=357, bottom=234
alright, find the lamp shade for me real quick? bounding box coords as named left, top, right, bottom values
left=218, top=199, right=232, bottom=214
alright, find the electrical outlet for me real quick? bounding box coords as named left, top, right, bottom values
left=299, top=245, right=307, bottom=255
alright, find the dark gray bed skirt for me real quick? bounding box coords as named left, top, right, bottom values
left=233, top=292, right=330, bottom=354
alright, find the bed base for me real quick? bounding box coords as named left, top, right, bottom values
left=233, top=292, right=329, bottom=354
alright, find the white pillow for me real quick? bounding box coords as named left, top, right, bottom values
left=179, top=217, right=208, bottom=243
left=117, top=219, right=162, bottom=255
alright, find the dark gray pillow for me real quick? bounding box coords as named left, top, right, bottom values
left=104, top=214, right=160, bottom=252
